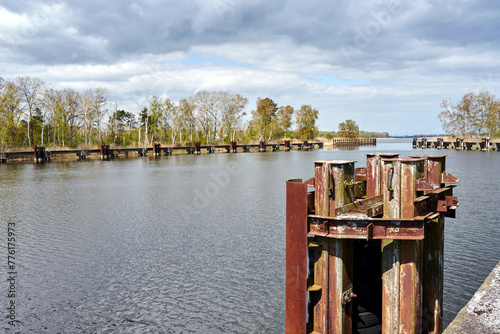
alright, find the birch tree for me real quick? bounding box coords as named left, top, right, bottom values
left=220, top=93, right=248, bottom=141
left=0, top=80, right=23, bottom=148
left=15, top=76, right=46, bottom=147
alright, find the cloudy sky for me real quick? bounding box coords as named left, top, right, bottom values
left=1, top=0, right=499, bottom=135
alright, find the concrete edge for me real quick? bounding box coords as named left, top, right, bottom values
left=444, top=261, right=500, bottom=333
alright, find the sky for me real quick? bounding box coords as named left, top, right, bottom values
left=0, top=0, right=499, bottom=136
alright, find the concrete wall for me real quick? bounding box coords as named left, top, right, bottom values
left=444, top=261, right=500, bottom=333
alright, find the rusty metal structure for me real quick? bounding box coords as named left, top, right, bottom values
left=415, top=137, right=499, bottom=151
left=34, top=146, right=47, bottom=163
left=153, top=143, right=162, bottom=156
left=286, top=153, right=458, bottom=334
left=0, top=141, right=325, bottom=163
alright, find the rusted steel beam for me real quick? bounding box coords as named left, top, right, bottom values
left=34, top=146, right=46, bottom=163
left=345, top=181, right=366, bottom=201
left=285, top=140, right=291, bottom=151
left=286, top=179, right=308, bottom=334
left=400, top=159, right=424, bottom=334
left=410, top=155, right=457, bottom=334
left=153, top=143, right=161, bottom=156
left=313, top=160, right=356, bottom=334
left=194, top=142, right=201, bottom=154
left=100, top=144, right=111, bottom=160
left=309, top=216, right=426, bottom=240
left=381, top=158, right=424, bottom=334
left=366, top=153, right=399, bottom=198
left=333, top=194, right=382, bottom=217
left=287, top=154, right=457, bottom=334
left=312, top=162, right=330, bottom=333
left=230, top=141, right=237, bottom=153
left=355, top=167, right=366, bottom=182
left=416, top=177, right=440, bottom=192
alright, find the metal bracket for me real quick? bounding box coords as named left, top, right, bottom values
left=441, top=171, right=459, bottom=184
left=342, top=288, right=356, bottom=305
left=416, top=177, right=440, bottom=191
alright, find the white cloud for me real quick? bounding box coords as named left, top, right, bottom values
left=0, top=0, right=499, bottom=135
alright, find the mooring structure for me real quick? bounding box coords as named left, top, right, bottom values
left=0, top=141, right=325, bottom=163
left=286, top=153, right=458, bottom=334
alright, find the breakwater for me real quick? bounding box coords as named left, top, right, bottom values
left=0, top=140, right=324, bottom=163
left=332, top=138, right=377, bottom=146
left=413, top=137, right=500, bottom=151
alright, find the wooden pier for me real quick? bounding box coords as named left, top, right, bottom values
left=413, top=137, right=500, bottom=151
left=0, top=141, right=324, bottom=163
left=332, top=138, right=377, bottom=147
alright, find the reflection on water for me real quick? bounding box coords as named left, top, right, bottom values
left=0, top=139, right=499, bottom=332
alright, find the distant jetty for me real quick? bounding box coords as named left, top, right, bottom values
left=413, top=137, right=500, bottom=151
left=332, top=138, right=377, bottom=147
left=0, top=140, right=324, bottom=163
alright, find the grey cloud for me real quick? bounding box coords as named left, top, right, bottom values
left=3, top=0, right=496, bottom=69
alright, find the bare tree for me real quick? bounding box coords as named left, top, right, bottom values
left=220, top=93, right=248, bottom=142
left=15, top=76, right=46, bottom=146
left=438, top=91, right=500, bottom=137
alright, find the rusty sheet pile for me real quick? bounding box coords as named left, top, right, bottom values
left=286, top=153, right=458, bottom=334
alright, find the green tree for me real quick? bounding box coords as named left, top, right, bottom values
left=0, top=80, right=23, bottom=148
left=176, top=99, right=197, bottom=144
left=147, top=96, right=172, bottom=143
left=251, top=97, right=278, bottom=141
left=108, top=109, right=135, bottom=145
left=296, top=105, right=319, bottom=140
left=220, top=93, right=248, bottom=142
left=276, top=105, right=294, bottom=138
left=338, top=119, right=359, bottom=138
left=438, top=91, right=500, bottom=137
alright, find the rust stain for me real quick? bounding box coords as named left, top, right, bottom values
left=286, top=180, right=308, bottom=334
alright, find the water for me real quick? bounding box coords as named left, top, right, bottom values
left=0, top=139, right=499, bottom=333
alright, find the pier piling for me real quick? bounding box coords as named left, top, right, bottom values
left=286, top=153, right=459, bottom=333
left=259, top=141, right=266, bottom=152
left=194, top=142, right=201, bottom=154
left=153, top=143, right=161, bottom=157
left=100, top=144, right=111, bottom=160
left=34, top=146, right=47, bottom=163
left=230, top=141, right=237, bottom=153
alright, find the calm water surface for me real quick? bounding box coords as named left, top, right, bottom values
left=0, top=138, right=499, bottom=333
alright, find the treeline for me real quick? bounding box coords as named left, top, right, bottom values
left=318, top=119, right=389, bottom=139
left=438, top=91, right=500, bottom=138
left=319, top=131, right=389, bottom=139
left=0, top=76, right=320, bottom=149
